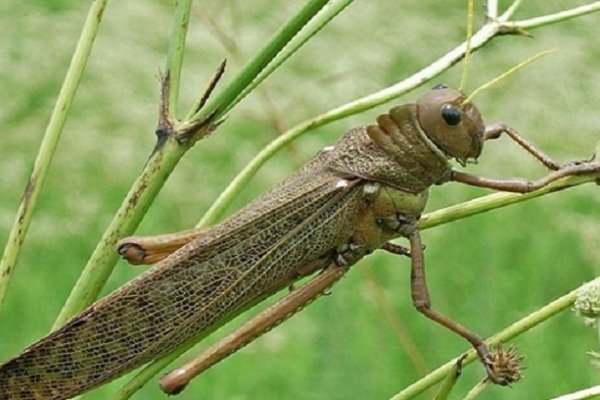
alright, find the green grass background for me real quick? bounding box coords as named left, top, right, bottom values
left=1, top=1, right=600, bottom=399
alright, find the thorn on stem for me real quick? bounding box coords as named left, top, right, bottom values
left=192, top=59, right=227, bottom=116
left=498, top=25, right=533, bottom=37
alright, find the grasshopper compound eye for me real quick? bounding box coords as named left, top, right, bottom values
left=416, top=86, right=485, bottom=163
left=440, top=104, right=462, bottom=126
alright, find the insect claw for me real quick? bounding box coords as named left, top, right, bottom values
left=477, top=344, right=524, bottom=386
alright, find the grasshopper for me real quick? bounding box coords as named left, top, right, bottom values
left=1, top=85, right=599, bottom=399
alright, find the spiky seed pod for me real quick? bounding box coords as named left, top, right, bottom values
left=488, top=345, right=524, bottom=385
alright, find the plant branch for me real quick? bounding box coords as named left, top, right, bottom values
left=486, top=0, right=498, bottom=20
left=550, top=385, right=600, bottom=400
left=498, top=0, right=523, bottom=21
left=187, top=0, right=332, bottom=124
left=224, top=0, right=356, bottom=116
left=505, top=1, right=600, bottom=31
left=0, top=0, right=108, bottom=307
left=419, top=174, right=599, bottom=231
left=165, top=0, right=193, bottom=118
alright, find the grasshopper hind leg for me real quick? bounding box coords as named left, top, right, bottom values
left=159, top=263, right=351, bottom=395
left=117, top=227, right=209, bottom=265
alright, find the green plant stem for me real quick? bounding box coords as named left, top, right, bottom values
left=419, top=174, right=598, bottom=230
left=225, top=0, right=356, bottom=115
left=165, top=0, right=193, bottom=118
left=388, top=276, right=600, bottom=400
left=432, top=359, right=463, bottom=400
left=462, top=380, right=489, bottom=400
left=0, top=0, right=107, bottom=307
left=551, top=385, right=600, bottom=400
left=503, top=1, right=600, bottom=31
left=115, top=346, right=189, bottom=400
left=189, top=0, right=331, bottom=124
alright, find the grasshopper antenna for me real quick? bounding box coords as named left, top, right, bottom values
left=458, top=0, right=474, bottom=92
left=464, top=49, right=556, bottom=104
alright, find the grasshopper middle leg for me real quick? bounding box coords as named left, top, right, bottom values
left=453, top=124, right=600, bottom=192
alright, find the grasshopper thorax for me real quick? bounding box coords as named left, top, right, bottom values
left=416, top=84, right=485, bottom=165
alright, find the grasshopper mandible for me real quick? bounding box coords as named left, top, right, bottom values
left=1, top=85, right=599, bottom=399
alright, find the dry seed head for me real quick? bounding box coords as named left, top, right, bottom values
left=488, top=345, right=524, bottom=385
left=574, top=281, right=600, bottom=318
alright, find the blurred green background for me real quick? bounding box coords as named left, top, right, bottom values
left=1, top=1, right=600, bottom=399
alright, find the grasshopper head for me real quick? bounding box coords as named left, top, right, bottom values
left=416, top=84, right=485, bottom=165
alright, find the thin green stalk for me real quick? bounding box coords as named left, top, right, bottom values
left=225, top=0, right=356, bottom=116
left=433, top=360, right=463, bottom=400
left=188, top=0, right=331, bottom=123
left=388, top=277, right=598, bottom=400
left=165, top=0, right=194, bottom=118
left=115, top=346, right=189, bottom=400
left=188, top=2, right=363, bottom=225
left=502, top=1, right=600, bottom=31
left=419, top=174, right=598, bottom=230
left=462, top=380, right=489, bottom=400
left=458, top=0, right=474, bottom=92
left=486, top=0, right=498, bottom=19
left=0, top=0, right=108, bottom=307
left=197, top=115, right=335, bottom=226
left=551, top=385, right=600, bottom=400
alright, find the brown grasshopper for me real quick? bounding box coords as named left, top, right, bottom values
left=1, top=85, right=599, bottom=399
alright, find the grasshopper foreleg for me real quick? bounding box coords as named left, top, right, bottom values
left=457, top=124, right=600, bottom=192
left=451, top=160, right=600, bottom=193
left=484, top=124, right=561, bottom=170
